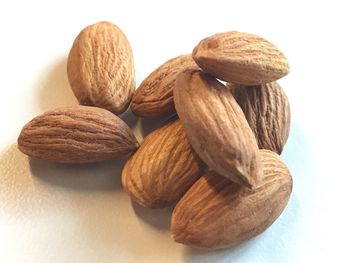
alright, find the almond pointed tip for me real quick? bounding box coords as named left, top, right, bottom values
left=231, top=166, right=256, bottom=189
left=171, top=229, right=185, bottom=244
left=170, top=218, right=185, bottom=243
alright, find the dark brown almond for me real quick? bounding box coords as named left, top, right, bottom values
left=18, top=106, right=139, bottom=163
left=67, top=21, right=135, bottom=115
left=131, top=55, right=198, bottom=118
left=173, top=69, right=261, bottom=188
left=122, top=119, right=204, bottom=208
left=171, top=150, right=293, bottom=250
left=231, top=81, right=291, bottom=154
left=192, top=31, right=289, bottom=85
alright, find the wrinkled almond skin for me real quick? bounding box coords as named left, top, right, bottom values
left=171, top=150, right=293, bottom=250
left=122, top=119, right=204, bottom=208
left=67, top=21, right=135, bottom=115
left=230, top=82, right=291, bottom=154
left=173, top=69, right=261, bottom=189
left=18, top=106, right=139, bottom=163
left=131, top=55, right=198, bottom=118
left=192, top=31, right=289, bottom=85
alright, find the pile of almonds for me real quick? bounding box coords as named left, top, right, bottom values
left=18, top=21, right=292, bottom=250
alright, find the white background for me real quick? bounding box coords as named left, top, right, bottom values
left=1, top=0, right=349, bottom=262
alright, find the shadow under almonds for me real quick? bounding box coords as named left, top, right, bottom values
left=182, top=120, right=308, bottom=262
left=132, top=201, right=173, bottom=230
left=37, top=56, right=77, bottom=112
left=182, top=238, right=259, bottom=263
left=29, top=156, right=129, bottom=191
left=140, top=114, right=178, bottom=138
left=119, top=107, right=139, bottom=130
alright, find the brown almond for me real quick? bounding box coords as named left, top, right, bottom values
left=171, top=150, right=293, bottom=250
left=131, top=55, right=198, bottom=118
left=192, top=31, right=289, bottom=85
left=122, top=119, right=204, bottom=208
left=18, top=106, right=139, bottom=163
left=230, top=81, right=291, bottom=154
left=173, top=69, right=261, bottom=188
left=67, top=21, right=135, bottom=115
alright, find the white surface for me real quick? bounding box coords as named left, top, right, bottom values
left=1, top=0, right=349, bottom=262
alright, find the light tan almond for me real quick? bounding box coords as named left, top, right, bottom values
left=230, top=81, right=291, bottom=154
left=67, top=21, right=135, bottom=115
left=192, top=31, right=289, bottom=85
left=18, top=106, right=139, bottom=163
left=131, top=55, right=198, bottom=118
left=173, top=69, right=261, bottom=188
left=171, top=150, right=293, bottom=250
left=122, top=119, right=204, bottom=208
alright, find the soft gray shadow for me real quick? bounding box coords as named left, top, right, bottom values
left=30, top=56, right=136, bottom=191
left=132, top=201, right=173, bottom=230
left=183, top=120, right=308, bottom=262
left=281, top=119, right=318, bottom=217
left=281, top=120, right=316, bottom=176
left=140, top=114, right=177, bottom=137
left=29, top=156, right=129, bottom=191
left=38, top=56, right=139, bottom=129
left=183, top=237, right=260, bottom=263
left=37, top=56, right=77, bottom=112
left=119, top=107, right=139, bottom=129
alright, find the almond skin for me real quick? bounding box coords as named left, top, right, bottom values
left=17, top=106, right=139, bottom=163
left=173, top=69, right=261, bottom=189
left=230, top=82, right=291, bottom=154
left=131, top=55, right=198, bottom=118
left=192, top=31, right=289, bottom=85
left=122, top=119, right=204, bottom=208
left=67, top=21, right=135, bottom=115
left=171, top=150, right=293, bottom=250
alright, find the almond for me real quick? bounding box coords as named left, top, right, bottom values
left=173, top=69, right=261, bottom=188
left=122, top=119, right=204, bottom=208
left=17, top=106, right=139, bottom=163
left=131, top=55, right=198, bottom=118
left=171, top=149, right=293, bottom=250
left=67, top=21, right=135, bottom=115
left=192, top=31, right=289, bottom=85
left=230, top=82, right=291, bottom=154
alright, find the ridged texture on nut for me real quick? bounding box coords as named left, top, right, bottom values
left=173, top=69, right=261, bottom=189
left=192, top=31, right=289, bottom=85
left=18, top=106, right=139, bottom=163
left=67, top=21, right=135, bottom=115
left=171, top=150, right=293, bottom=250
left=122, top=119, right=204, bottom=208
left=231, top=82, right=291, bottom=154
left=131, top=55, right=198, bottom=118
